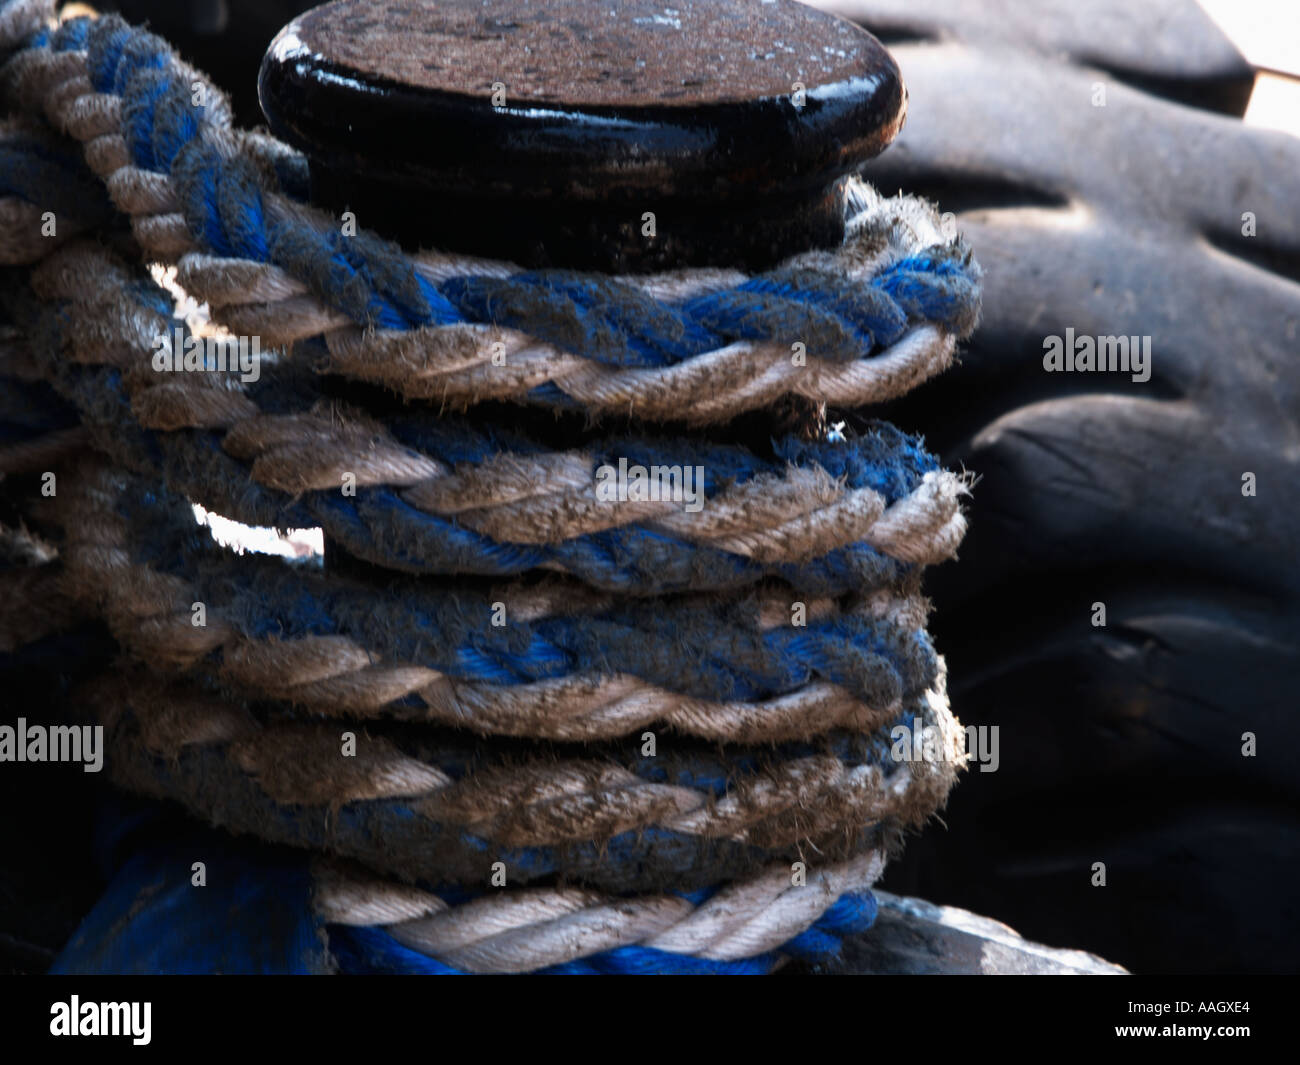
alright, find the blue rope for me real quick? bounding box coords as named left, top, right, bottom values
left=24, top=15, right=979, bottom=357
left=106, top=479, right=939, bottom=704
left=3, top=4, right=953, bottom=973
left=329, top=890, right=877, bottom=974
left=7, top=271, right=943, bottom=596
left=51, top=820, right=329, bottom=975
left=47, top=807, right=876, bottom=974
left=104, top=701, right=904, bottom=890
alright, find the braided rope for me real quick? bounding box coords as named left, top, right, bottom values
left=89, top=671, right=958, bottom=892
left=0, top=0, right=45, bottom=59
left=316, top=855, right=884, bottom=974
left=0, top=10, right=981, bottom=423
left=50, top=813, right=885, bottom=975
left=96, top=674, right=955, bottom=851
left=51, top=461, right=944, bottom=743
left=0, top=242, right=971, bottom=595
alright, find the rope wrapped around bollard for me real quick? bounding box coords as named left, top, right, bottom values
left=4, top=241, right=970, bottom=594
left=0, top=0, right=982, bottom=974
left=1, top=13, right=980, bottom=421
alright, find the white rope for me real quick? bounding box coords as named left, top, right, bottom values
left=314, top=851, right=885, bottom=973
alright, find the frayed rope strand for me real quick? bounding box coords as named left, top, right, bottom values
left=87, top=672, right=960, bottom=889
left=3, top=243, right=970, bottom=594
left=0, top=9, right=981, bottom=420
left=50, top=462, right=946, bottom=743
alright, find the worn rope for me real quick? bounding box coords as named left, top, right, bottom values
left=89, top=670, right=957, bottom=892
left=316, top=855, right=884, bottom=974
left=51, top=818, right=884, bottom=974
left=0, top=10, right=981, bottom=423
left=0, top=243, right=971, bottom=595
left=50, top=460, right=944, bottom=744
left=0, top=0, right=46, bottom=54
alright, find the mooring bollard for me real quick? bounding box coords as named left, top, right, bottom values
left=257, top=0, right=906, bottom=270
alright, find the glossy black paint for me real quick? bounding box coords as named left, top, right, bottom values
left=258, top=8, right=905, bottom=270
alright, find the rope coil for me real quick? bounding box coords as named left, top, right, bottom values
left=0, top=116, right=113, bottom=262
left=1, top=12, right=981, bottom=423
left=88, top=671, right=959, bottom=894
left=1, top=0, right=980, bottom=973
left=3, top=240, right=971, bottom=595
left=316, top=854, right=885, bottom=974
left=49, top=820, right=889, bottom=975
left=51, top=461, right=943, bottom=744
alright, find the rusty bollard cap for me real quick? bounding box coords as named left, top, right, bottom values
left=259, top=0, right=906, bottom=270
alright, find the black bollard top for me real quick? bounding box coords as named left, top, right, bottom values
left=259, top=0, right=906, bottom=271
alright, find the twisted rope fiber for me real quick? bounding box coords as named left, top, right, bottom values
left=42, top=565, right=923, bottom=965
left=0, top=0, right=47, bottom=62
left=90, top=671, right=956, bottom=893
left=2, top=246, right=968, bottom=594
left=53, top=461, right=943, bottom=744
left=3, top=344, right=951, bottom=952
left=0, top=117, right=113, bottom=262
left=49, top=815, right=884, bottom=974
left=97, top=673, right=949, bottom=852
left=0, top=11, right=981, bottom=422
left=316, top=857, right=884, bottom=974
